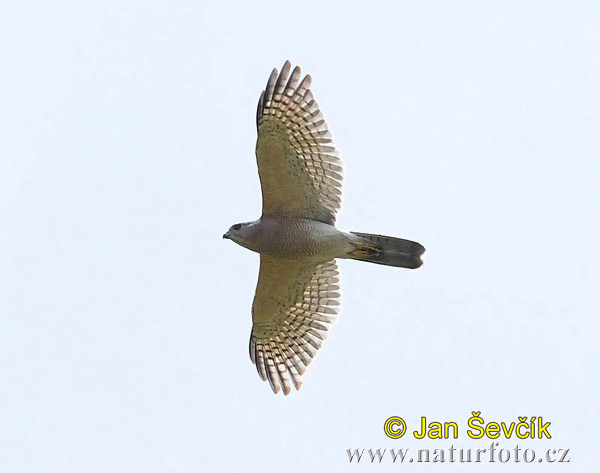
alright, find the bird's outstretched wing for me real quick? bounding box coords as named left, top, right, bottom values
left=250, top=255, right=340, bottom=394
left=256, top=61, right=343, bottom=225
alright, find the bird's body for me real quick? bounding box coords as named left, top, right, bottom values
left=226, top=216, right=357, bottom=262
left=224, top=61, right=425, bottom=395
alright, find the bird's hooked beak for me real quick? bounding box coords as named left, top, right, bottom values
left=223, top=231, right=230, bottom=240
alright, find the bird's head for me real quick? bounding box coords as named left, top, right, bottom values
left=223, top=221, right=259, bottom=247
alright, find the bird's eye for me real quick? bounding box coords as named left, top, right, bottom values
left=232, top=223, right=242, bottom=231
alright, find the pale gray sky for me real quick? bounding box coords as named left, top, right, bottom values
left=1, top=1, right=598, bottom=471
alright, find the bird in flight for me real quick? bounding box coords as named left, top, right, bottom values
left=224, top=61, right=425, bottom=395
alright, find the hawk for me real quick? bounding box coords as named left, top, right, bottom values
left=224, top=61, right=425, bottom=395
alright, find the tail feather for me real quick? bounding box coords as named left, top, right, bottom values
left=347, top=232, right=425, bottom=269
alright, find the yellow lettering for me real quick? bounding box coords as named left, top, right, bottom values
left=413, top=416, right=427, bottom=439
left=537, top=417, right=551, bottom=439
left=428, top=422, right=443, bottom=439
left=501, top=422, right=515, bottom=438
left=516, top=417, right=530, bottom=439
left=485, top=422, right=500, bottom=439
left=467, top=411, right=484, bottom=439
left=444, top=422, right=458, bottom=439
left=384, top=416, right=407, bottom=439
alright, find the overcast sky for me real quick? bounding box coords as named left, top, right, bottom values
left=1, top=1, right=598, bottom=472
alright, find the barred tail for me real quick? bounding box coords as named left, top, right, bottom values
left=347, top=232, right=425, bottom=269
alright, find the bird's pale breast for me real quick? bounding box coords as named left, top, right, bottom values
left=252, top=216, right=354, bottom=261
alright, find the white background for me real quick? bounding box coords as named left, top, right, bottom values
left=1, top=1, right=598, bottom=471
